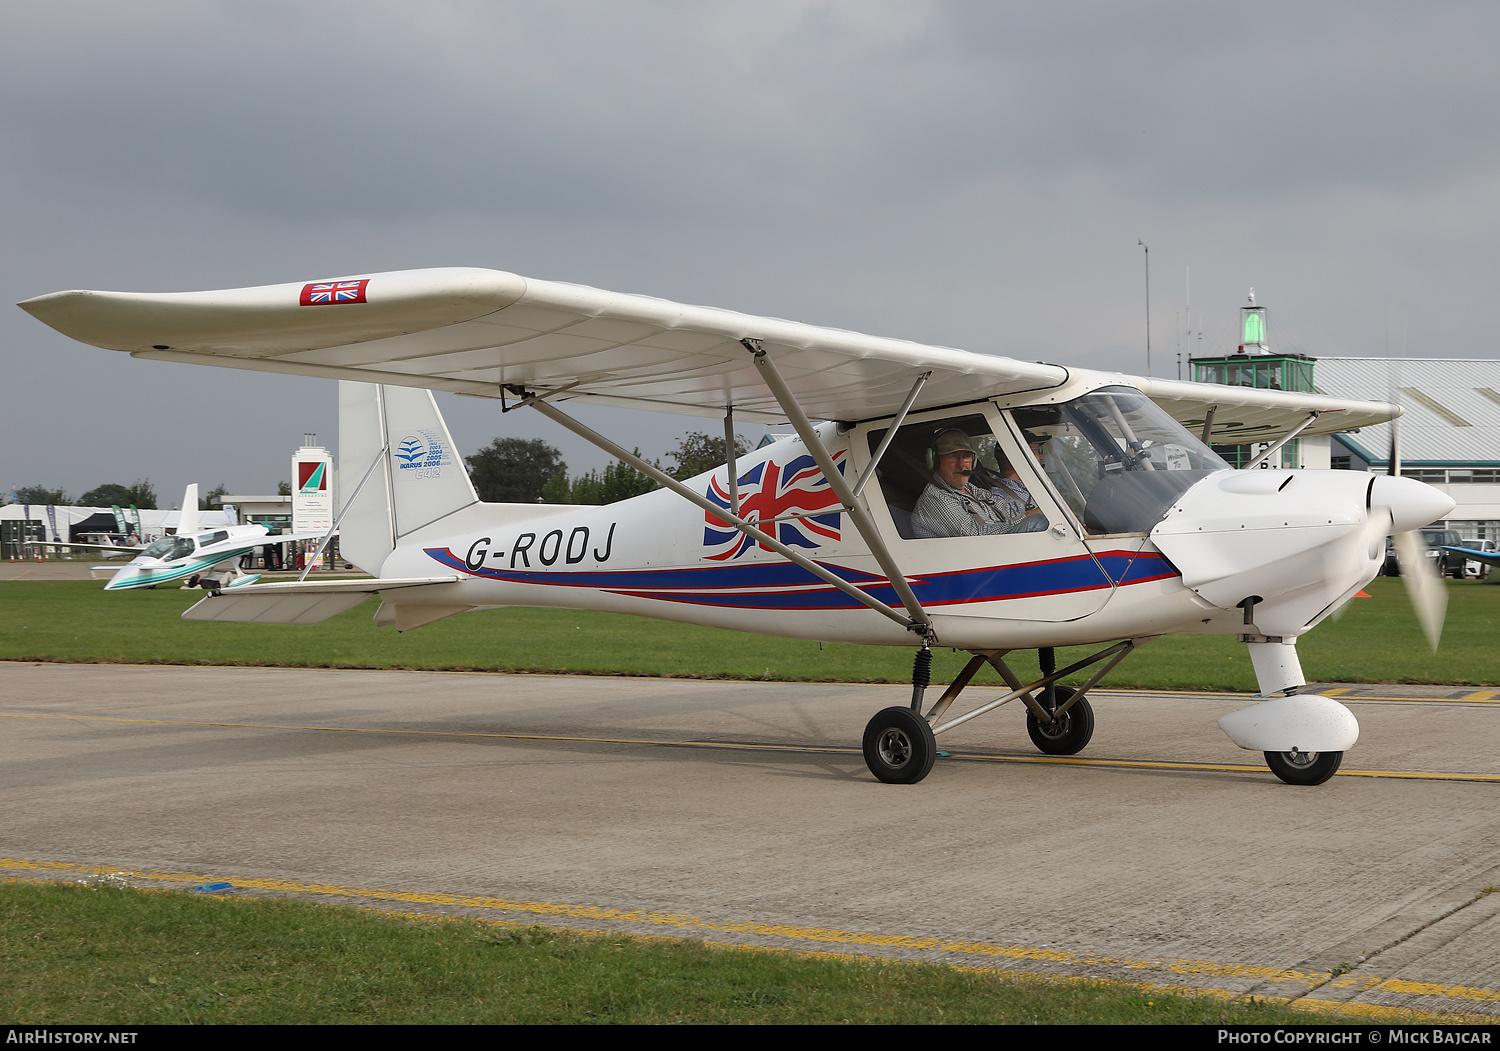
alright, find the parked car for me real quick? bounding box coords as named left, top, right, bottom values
left=1424, top=528, right=1468, bottom=579
left=1381, top=529, right=1467, bottom=578
left=1459, top=537, right=1496, bottom=580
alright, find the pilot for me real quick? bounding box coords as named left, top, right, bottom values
left=910, top=429, right=1047, bottom=539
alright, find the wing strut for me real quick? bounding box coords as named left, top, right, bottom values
left=509, top=387, right=918, bottom=631
left=743, top=340, right=933, bottom=638
left=925, top=638, right=1150, bottom=734
left=853, top=371, right=929, bottom=500
left=723, top=404, right=739, bottom=517
left=297, top=441, right=389, bottom=583
left=1243, top=409, right=1338, bottom=470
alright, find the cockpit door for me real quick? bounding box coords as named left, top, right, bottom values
left=853, top=403, right=1114, bottom=623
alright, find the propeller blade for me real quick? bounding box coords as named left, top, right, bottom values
left=1332, top=508, right=1395, bottom=622
left=1392, top=529, right=1447, bottom=650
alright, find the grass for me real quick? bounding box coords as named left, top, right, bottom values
left=0, top=881, right=1339, bottom=1025
left=1, top=577, right=1497, bottom=690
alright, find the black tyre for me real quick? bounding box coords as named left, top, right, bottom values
left=1026, top=686, right=1094, bottom=755
left=1263, top=750, right=1343, bottom=786
left=862, top=706, right=936, bottom=784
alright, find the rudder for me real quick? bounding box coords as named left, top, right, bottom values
left=338, top=382, right=478, bottom=574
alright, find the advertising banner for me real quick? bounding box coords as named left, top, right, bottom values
left=293, top=448, right=334, bottom=534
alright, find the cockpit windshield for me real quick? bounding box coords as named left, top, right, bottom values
left=1012, top=386, right=1229, bottom=534
left=140, top=535, right=196, bottom=562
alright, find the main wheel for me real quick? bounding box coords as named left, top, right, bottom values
left=1026, top=686, right=1094, bottom=755
left=1264, top=750, right=1343, bottom=786
left=862, top=706, right=936, bottom=784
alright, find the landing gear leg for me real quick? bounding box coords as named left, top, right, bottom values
left=1229, top=635, right=1357, bottom=786
left=1023, top=647, right=1095, bottom=755
left=863, top=641, right=939, bottom=784
left=859, top=639, right=1147, bottom=783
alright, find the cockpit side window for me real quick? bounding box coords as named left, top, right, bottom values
left=868, top=414, right=1049, bottom=539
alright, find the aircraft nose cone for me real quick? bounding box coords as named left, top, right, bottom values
left=1369, top=474, right=1455, bottom=534
left=104, top=567, right=145, bottom=590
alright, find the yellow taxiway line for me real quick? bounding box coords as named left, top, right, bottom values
left=0, top=856, right=1493, bottom=1023
left=4, top=711, right=1500, bottom=784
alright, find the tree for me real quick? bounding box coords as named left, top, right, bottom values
left=201, top=483, right=229, bottom=510
left=277, top=481, right=291, bottom=497
left=668, top=432, right=751, bottom=480
left=599, top=456, right=659, bottom=503
left=76, top=479, right=156, bottom=508
left=79, top=483, right=132, bottom=507
left=12, top=485, right=69, bottom=505
left=466, top=438, right=564, bottom=503
left=540, top=452, right=661, bottom=505
left=124, top=479, right=157, bottom=508
left=539, top=466, right=573, bottom=504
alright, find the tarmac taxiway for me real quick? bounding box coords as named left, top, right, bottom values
left=3, top=660, right=1498, bottom=1020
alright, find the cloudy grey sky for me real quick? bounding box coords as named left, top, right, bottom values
left=5, top=1, right=1497, bottom=505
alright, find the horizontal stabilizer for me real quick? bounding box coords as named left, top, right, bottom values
left=183, top=591, right=374, bottom=624
left=182, top=574, right=461, bottom=624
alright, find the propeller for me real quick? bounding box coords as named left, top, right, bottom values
left=1331, top=506, right=1393, bottom=624
left=1378, top=323, right=1448, bottom=649
left=1391, top=526, right=1447, bottom=650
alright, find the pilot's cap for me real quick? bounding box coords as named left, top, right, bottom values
left=933, top=429, right=975, bottom=457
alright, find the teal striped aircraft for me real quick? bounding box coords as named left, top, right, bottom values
left=28, top=484, right=330, bottom=591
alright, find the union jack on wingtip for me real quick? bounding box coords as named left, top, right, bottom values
left=300, top=279, right=369, bottom=306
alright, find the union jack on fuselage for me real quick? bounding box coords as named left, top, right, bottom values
left=703, top=451, right=844, bottom=560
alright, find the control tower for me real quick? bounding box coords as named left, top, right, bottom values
left=1188, top=290, right=1319, bottom=468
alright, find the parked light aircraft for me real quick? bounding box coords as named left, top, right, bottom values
left=19, top=268, right=1456, bottom=785
left=25, top=483, right=328, bottom=591
left=1441, top=543, right=1500, bottom=575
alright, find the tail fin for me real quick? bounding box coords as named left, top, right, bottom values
left=338, top=382, right=478, bottom=574
left=177, top=484, right=200, bottom=535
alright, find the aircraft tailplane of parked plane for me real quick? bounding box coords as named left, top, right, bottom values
left=19, top=268, right=1455, bottom=785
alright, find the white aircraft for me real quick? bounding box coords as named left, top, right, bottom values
left=19, top=268, right=1455, bottom=785
left=25, top=483, right=326, bottom=591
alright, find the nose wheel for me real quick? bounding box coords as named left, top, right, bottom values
left=1263, top=749, right=1343, bottom=785
left=862, top=707, right=936, bottom=784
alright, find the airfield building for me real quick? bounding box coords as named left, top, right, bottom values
left=1191, top=330, right=1500, bottom=542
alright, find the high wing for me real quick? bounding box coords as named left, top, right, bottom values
left=19, top=267, right=1398, bottom=437
left=249, top=530, right=340, bottom=547
left=24, top=539, right=145, bottom=554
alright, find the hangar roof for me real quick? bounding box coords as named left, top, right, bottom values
left=1314, top=358, right=1500, bottom=467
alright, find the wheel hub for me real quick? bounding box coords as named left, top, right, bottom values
left=878, top=729, right=913, bottom=767
left=1035, top=709, right=1071, bottom=739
